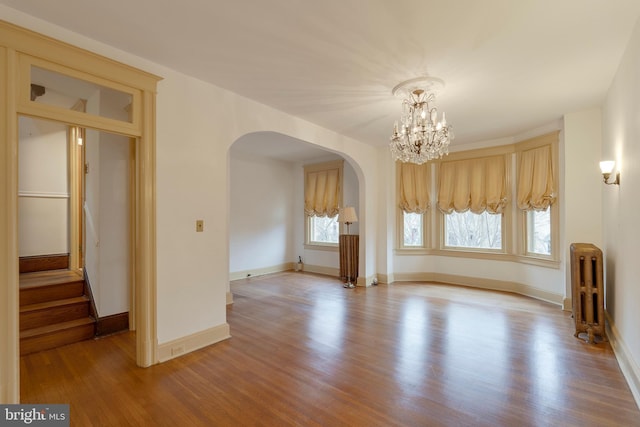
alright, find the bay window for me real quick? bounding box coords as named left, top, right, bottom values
left=395, top=131, right=559, bottom=264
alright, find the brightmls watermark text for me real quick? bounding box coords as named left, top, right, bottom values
left=0, top=405, right=69, bottom=426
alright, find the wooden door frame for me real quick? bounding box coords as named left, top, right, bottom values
left=0, top=21, right=161, bottom=402
left=68, top=125, right=83, bottom=272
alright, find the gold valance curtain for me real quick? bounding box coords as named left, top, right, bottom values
left=437, top=156, right=507, bottom=214
left=398, top=162, right=430, bottom=214
left=304, top=163, right=342, bottom=217
left=517, top=145, right=555, bottom=211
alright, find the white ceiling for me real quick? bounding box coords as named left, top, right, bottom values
left=3, top=0, right=640, bottom=156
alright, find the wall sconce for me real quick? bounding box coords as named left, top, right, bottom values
left=599, top=160, right=620, bottom=185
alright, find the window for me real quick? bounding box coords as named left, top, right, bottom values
left=444, top=211, right=502, bottom=250
left=526, top=208, right=551, bottom=255
left=304, top=160, right=343, bottom=248
left=517, top=141, right=557, bottom=259
left=403, top=212, right=423, bottom=247
left=398, top=162, right=430, bottom=248
left=395, top=131, right=558, bottom=264
left=438, top=155, right=507, bottom=252
left=309, top=215, right=339, bottom=245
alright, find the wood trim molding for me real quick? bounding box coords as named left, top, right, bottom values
left=82, top=269, right=99, bottom=321
left=157, top=324, right=231, bottom=363
left=0, top=45, right=20, bottom=403
left=96, top=313, right=130, bottom=337
left=19, top=254, right=69, bottom=273
left=0, top=20, right=161, bottom=91
left=83, top=270, right=129, bottom=336
left=136, top=88, right=158, bottom=367
left=0, top=20, right=160, bottom=401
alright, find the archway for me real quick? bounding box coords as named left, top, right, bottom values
left=227, top=131, right=366, bottom=301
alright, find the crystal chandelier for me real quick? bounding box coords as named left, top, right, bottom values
left=390, top=76, right=453, bottom=164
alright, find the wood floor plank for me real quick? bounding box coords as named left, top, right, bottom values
left=20, top=272, right=640, bottom=426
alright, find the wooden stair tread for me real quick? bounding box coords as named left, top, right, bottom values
left=20, top=296, right=89, bottom=313
left=20, top=317, right=95, bottom=339
left=20, top=269, right=83, bottom=289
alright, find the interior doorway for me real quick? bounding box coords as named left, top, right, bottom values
left=1, top=21, right=160, bottom=402
left=18, top=115, right=135, bottom=353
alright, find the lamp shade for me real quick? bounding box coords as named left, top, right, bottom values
left=339, top=206, right=358, bottom=223
left=599, top=160, right=615, bottom=174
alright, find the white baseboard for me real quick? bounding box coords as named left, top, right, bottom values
left=229, top=263, right=342, bottom=283
left=157, top=323, right=231, bottom=363
left=226, top=291, right=233, bottom=305
left=378, top=273, right=393, bottom=285
left=391, top=272, right=564, bottom=306
left=229, top=263, right=293, bottom=281
left=606, top=312, right=640, bottom=409
left=299, top=264, right=339, bottom=277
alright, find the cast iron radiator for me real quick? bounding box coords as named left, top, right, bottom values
left=570, top=243, right=607, bottom=343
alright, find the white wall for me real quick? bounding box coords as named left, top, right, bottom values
left=230, top=145, right=361, bottom=279
left=18, top=114, right=68, bottom=257
left=229, top=149, right=295, bottom=275
left=602, top=16, right=640, bottom=403
left=152, top=69, right=377, bottom=344
left=96, top=133, right=130, bottom=316
left=563, top=109, right=604, bottom=300
left=83, top=92, right=131, bottom=318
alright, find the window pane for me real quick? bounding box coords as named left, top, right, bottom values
left=403, top=212, right=423, bottom=246
left=31, top=66, right=133, bottom=123
left=527, top=209, right=551, bottom=255
left=310, top=215, right=338, bottom=244
left=444, top=211, right=502, bottom=250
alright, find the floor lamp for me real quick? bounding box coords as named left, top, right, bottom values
left=339, top=206, right=358, bottom=289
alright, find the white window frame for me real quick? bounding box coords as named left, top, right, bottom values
left=304, top=160, right=343, bottom=250
left=515, top=134, right=559, bottom=264
left=306, top=214, right=339, bottom=247
left=399, top=210, right=428, bottom=249
left=396, top=162, right=432, bottom=252
left=441, top=210, right=506, bottom=254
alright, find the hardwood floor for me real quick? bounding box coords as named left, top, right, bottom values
left=20, top=272, right=640, bottom=426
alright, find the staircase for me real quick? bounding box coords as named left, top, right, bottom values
left=20, top=270, right=96, bottom=356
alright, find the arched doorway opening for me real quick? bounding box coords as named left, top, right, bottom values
left=227, top=131, right=365, bottom=301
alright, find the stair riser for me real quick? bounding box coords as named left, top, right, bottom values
left=21, top=303, right=90, bottom=331
left=20, top=324, right=95, bottom=356
left=20, top=282, right=84, bottom=306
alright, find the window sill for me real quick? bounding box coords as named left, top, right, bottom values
left=304, top=243, right=339, bottom=252
left=394, top=248, right=560, bottom=268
